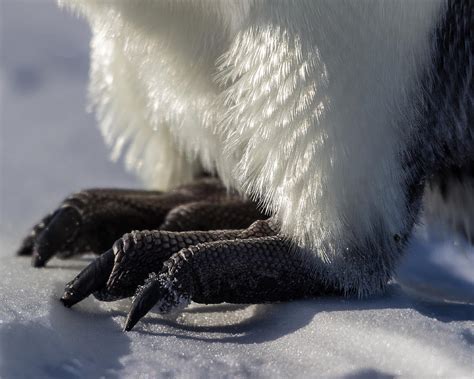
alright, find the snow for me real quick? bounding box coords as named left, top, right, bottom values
left=0, top=1, right=473, bottom=378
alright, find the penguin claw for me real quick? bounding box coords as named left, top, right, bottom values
left=32, top=206, right=82, bottom=267
left=124, top=277, right=165, bottom=332
left=60, top=249, right=115, bottom=307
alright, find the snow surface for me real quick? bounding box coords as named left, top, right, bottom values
left=0, top=1, right=473, bottom=378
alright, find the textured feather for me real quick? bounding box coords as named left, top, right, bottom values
left=58, top=0, right=449, bottom=295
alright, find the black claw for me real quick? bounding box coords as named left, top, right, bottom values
left=16, top=238, right=35, bottom=257
left=32, top=207, right=82, bottom=267
left=124, top=278, right=164, bottom=332
left=60, top=249, right=115, bottom=307
left=17, top=213, right=55, bottom=257
left=31, top=254, right=46, bottom=268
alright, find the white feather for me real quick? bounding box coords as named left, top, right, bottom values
left=58, top=0, right=446, bottom=294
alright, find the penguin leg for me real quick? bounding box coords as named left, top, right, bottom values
left=123, top=234, right=324, bottom=332
left=18, top=188, right=167, bottom=267
left=17, top=178, right=263, bottom=267
left=58, top=219, right=330, bottom=331
left=160, top=200, right=265, bottom=231
left=60, top=219, right=277, bottom=305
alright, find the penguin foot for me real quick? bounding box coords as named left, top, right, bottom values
left=16, top=178, right=264, bottom=267
left=59, top=219, right=323, bottom=331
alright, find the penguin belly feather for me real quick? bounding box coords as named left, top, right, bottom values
left=58, top=0, right=471, bottom=295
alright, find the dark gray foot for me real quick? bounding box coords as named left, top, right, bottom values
left=59, top=219, right=330, bottom=331
left=123, top=234, right=319, bottom=332
left=16, top=178, right=264, bottom=267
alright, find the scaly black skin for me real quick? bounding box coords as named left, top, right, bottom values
left=18, top=178, right=264, bottom=267
left=59, top=219, right=333, bottom=332
left=17, top=0, right=472, bottom=331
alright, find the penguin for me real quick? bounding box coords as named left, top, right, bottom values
left=18, top=0, right=472, bottom=331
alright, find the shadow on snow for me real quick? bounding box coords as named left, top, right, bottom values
left=0, top=282, right=131, bottom=379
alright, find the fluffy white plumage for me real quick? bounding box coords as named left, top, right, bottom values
left=58, top=0, right=448, bottom=294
